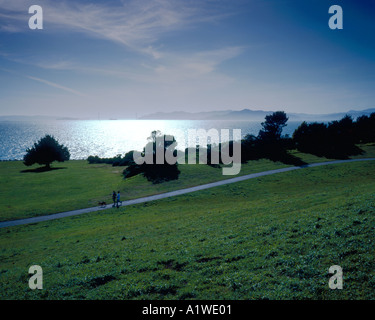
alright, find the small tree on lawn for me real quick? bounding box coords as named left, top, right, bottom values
left=23, top=135, right=70, bottom=169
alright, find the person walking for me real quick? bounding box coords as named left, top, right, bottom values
left=116, top=191, right=122, bottom=208
left=112, top=191, right=117, bottom=207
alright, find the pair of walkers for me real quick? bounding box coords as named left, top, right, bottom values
left=112, top=191, right=122, bottom=208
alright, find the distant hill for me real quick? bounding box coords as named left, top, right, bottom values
left=0, top=115, right=57, bottom=121
left=140, top=108, right=375, bottom=121
left=0, top=115, right=81, bottom=121
left=139, top=110, right=233, bottom=120
left=2, top=108, right=374, bottom=122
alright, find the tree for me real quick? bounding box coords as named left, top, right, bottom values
left=23, top=135, right=70, bottom=169
left=354, top=113, right=375, bottom=143
left=143, top=130, right=177, bottom=165
left=240, top=112, right=301, bottom=165
left=241, top=134, right=261, bottom=162
left=255, top=111, right=294, bottom=161
left=258, top=111, right=289, bottom=142
left=293, top=121, right=329, bottom=157
left=292, top=115, right=363, bottom=159
left=123, top=131, right=180, bottom=183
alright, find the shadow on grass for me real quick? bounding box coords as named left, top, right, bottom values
left=21, top=166, right=67, bottom=173
left=263, top=151, right=308, bottom=167
left=297, top=145, right=364, bottom=161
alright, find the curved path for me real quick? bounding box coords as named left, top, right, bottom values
left=1, top=158, right=374, bottom=229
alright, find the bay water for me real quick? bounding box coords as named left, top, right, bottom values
left=0, top=120, right=302, bottom=161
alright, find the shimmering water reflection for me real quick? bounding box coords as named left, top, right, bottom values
left=0, top=120, right=302, bottom=160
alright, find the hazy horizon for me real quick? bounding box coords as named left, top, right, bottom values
left=1, top=107, right=375, bottom=121
left=1, top=0, right=375, bottom=119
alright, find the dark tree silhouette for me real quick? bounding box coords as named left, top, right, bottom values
left=87, top=150, right=138, bottom=166
left=293, top=121, right=328, bottom=157
left=23, top=135, right=70, bottom=169
left=354, top=113, right=375, bottom=143
left=241, top=134, right=261, bottom=162
left=258, top=111, right=289, bottom=142
left=240, top=112, right=305, bottom=166
left=123, top=131, right=180, bottom=183
left=293, top=115, right=363, bottom=159
left=256, top=111, right=304, bottom=164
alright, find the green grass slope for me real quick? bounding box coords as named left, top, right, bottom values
left=1, top=143, right=374, bottom=222
left=1, top=160, right=374, bottom=299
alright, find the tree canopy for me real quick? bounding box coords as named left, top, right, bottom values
left=23, top=135, right=70, bottom=169
left=293, top=115, right=363, bottom=159
left=123, top=131, right=180, bottom=183
left=258, top=111, right=289, bottom=142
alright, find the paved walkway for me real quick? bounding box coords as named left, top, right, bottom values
left=1, top=158, right=374, bottom=229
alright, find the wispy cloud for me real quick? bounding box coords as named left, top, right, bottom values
left=25, top=75, right=86, bottom=96
left=0, top=0, right=245, bottom=87
left=0, top=66, right=85, bottom=96
left=0, top=0, right=244, bottom=112
left=141, top=46, right=245, bottom=87
left=0, top=0, right=228, bottom=58
left=46, top=0, right=231, bottom=59
left=41, top=46, right=244, bottom=87
left=0, top=0, right=31, bottom=31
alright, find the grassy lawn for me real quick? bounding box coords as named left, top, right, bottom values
left=0, top=161, right=125, bottom=222
left=0, top=159, right=374, bottom=299
left=1, top=143, right=374, bottom=222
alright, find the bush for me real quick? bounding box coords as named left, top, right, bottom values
left=87, top=155, right=121, bottom=165
left=87, top=151, right=137, bottom=166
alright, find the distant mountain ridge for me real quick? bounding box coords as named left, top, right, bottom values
left=0, top=115, right=82, bottom=121
left=1, top=108, right=374, bottom=122
left=0, top=115, right=56, bottom=121
left=140, top=108, right=375, bottom=121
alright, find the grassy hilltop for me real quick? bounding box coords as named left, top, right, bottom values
left=0, top=145, right=374, bottom=299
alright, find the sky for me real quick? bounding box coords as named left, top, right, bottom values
left=0, top=0, right=375, bottom=119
